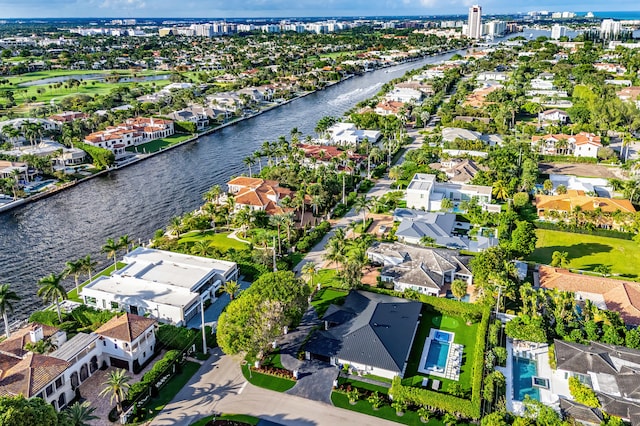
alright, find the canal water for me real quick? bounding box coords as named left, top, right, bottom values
left=0, top=49, right=464, bottom=317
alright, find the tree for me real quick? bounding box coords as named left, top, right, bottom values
left=568, top=377, right=600, bottom=408
left=505, top=315, right=547, bottom=343
left=64, top=260, right=83, bottom=298
left=301, top=261, right=318, bottom=287
left=64, top=401, right=98, bottom=426
left=543, top=179, right=553, bottom=193
left=243, top=156, right=256, bottom=177
left=440, top=197, right=453, bottom=211
left=510, top=221, right=537, bottom=258
left=81, top=254, right=97, bottom=285
left=492, top=179, right=510, bottom=201
left=118, top=234, right=132, bottom=255
left=556, top=184, right=567, bottom=195
left=451, top=279, right=468, bottom=301
left=99, top=369, right=130, bottom=416
left=550, top=251, right=570, bottom=268
left=37, top=273, right=67, bottom=323
left=594, top=264, right=612, bottom=277
left=102, top=237, right=120, bottom=270
left=0, top=284, right=20, bottom=338
left=203, top=185, right=222, bottom=205
left=353, top=195, right=373, bottom=230
left=419, top=235, right=436, bottom=247
left=0, top=395, right=59, bottom=426
left=512, top=192, right=529, bottom=209
left=221, top=280, right=241, bottom=300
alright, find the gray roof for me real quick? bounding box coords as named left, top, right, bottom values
left=555, top=339, right=640, bottom=376
left=559, top=398, right=603, bottom=424
left=393, top=209, right=471, bottom=250
left=50, top=333, right=99, bottom=362
left=598, top=393, right=640, bottom=422
left=305, top=291, right=421, bottom=375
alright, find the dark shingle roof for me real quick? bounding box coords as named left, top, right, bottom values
left=559, top=398, right=603, bottom=424
left=306, top=291, right=421, bottom=375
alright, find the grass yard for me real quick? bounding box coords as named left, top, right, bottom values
left=315, top=268, right=343, bottom=288
left=132, top=361, right=201, bottom=423
left=527, top=229, right=640, bottom=279
left=126, top=133, right=195, bottom=154
left=311, top=286, right=347, bottom=316
left=332, top=391, right=459, bottom=426
left=402, top=307, right=478, bottom=396
left=178, top=230, right=249, bottom=252
left=191, top=414, right=260, bottom=426
left=67, top=262, right=127, bottom=302
left=240, top=363, right=296, bottom=392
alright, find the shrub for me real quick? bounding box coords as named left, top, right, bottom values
left=174, top=121, right=197, bottom=133
left=569, top=377, right=600, bottom=408
left=156, top=324, right=199, bottom=350
left=29, top=310, right=62, bottom=326
left=534, top=221, right=633, bottom=240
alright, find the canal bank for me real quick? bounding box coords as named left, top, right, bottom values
left=0, top=47, right=468, bottom=318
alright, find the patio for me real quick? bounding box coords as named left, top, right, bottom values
left=75, top=353, right=162, bottom=426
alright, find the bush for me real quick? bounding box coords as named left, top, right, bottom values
left=296, top=221, right=331, bottom=253
left=534, top=221, right=633, bottom=240
left=390, top=377, right=478, bottom=419
left=156, top=324, right=199, bottom=350
left=332, top=203, right=349, bottom=218
left=569, top=377, right=600, bottom=407
left=174, top=121, right=197, bottom=133
left=70, top=305, right=117, bottom=329
left=29, top=310, right=62, bottom=326
left=76, top=142, right=115, bottom=169
left=128, top=350, right=181, bottom=402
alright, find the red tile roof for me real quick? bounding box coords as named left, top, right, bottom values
left=539, top=266, right=640, bottom=326
left=95, top=313, right=156, bottom=343
left=0, top=353, right=70, bottom=398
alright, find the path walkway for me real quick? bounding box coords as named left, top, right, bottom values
left=150, top=348, right=397, bottom=426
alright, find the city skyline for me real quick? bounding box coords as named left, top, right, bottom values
left=1, top=0, right=640, bottom=19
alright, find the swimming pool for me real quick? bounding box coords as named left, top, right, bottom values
left=24, top=179, right=56, bottom=194
left=425, top=340, right=450, bottom=371
left=434, top=330, right=453, bottom=342
left=513, top=357, right=540, bottom=401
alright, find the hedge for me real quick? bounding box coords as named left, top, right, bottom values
left=296, top=221, right=331, bottom=253
left=387, top=303, right=489, bottom=420
left=156, top=324, right=199, bottom=350
left=540, top=155, right=598, bottom=164
left=174, top=121, right=197, bottom=133
left=75, top=142, right=115, bottom=169
left=534, top=221, right=634, bottom=240
left=128, top=350, right=181, bottom=401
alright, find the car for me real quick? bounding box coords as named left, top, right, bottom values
left=378, top=225, right=388, bottom=234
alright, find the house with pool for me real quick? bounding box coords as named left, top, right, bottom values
left=304, top=290, right=422, bottom=379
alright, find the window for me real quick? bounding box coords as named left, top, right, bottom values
left=55, top=376, right=64, bottom=389
left=143, top=351, right=146, bottom=357
left=85, top=296, right=96, bottom=305
left=114, top=344, right=118, bottom=349
left=103, top=340, right=106, bottom=346
left=46, top=384, right=54, bottom=397
left=110, top=301, right=119, bottom=310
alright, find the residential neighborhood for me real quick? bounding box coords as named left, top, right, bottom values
left=3, top=7, right=640, bottom=426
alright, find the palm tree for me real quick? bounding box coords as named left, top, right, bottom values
left=301, top=262, right=319, bottom=287
left=353, top=196, right=373, bottom=228
left=368, top=147, right=383, bottom=178
left=551, top=251, right=570, bottom=268
left=492, top=180, right=510, bottom=201
left=269, top=214, right=287, bottom=254
left=243, top=156, right=256, bottom=177
left=451, top=279, right=468, bottom=301
left=0, top=284, right=20, bottom=338
left=37, top=273, right=67, bottom=323
left=102, top=238, right=120, bottom=271
left=64, top=259, right=83, bottom=298
left=99, top=369, right=131, bottom=416
left=64, top=401, right=98, bottom=426
left=221, top=280, right=241, bottom=300
left=81, top=254, right=97, bottom=285
left=203, top=185, right=222, bottom=204
left=388, top=165, right=402, bottom=187
left=118, top=235, right=132, bottom=255
left=191, top=240, right=211, bottom=257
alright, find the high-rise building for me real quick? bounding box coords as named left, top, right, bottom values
left=551, top=24, right=566, bottom=40
left=600, top=19, right=622, bottom=39
left=467, top=5, right=482, bottom=39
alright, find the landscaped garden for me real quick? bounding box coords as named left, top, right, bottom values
left=527, top=229, right=640, bottom=279
left=310, top=285, right=347, bottom=316
left=178, top=230, right=249, bottom=252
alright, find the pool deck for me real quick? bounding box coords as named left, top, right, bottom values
left=417, top=329, right=462, bottom=381
left=505, top=339, right=564, bottom=415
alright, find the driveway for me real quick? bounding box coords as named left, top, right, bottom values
left=151, top=348, right=397, bottom=426
left=285, top=361, right=338, bottom=404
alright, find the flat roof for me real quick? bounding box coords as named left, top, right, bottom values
left=408, top=173, right=435, bottom=191
left=50, top=333, right=99, bottom=362
left=83, top=275, right=199, bottom=309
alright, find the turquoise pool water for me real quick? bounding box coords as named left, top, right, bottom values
left=24, top=180, right=55, bottom=194
left=513, top=357, right=540, bottom=401
left=425, top=341, right=449, bottom=370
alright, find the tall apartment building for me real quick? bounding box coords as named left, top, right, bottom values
left=551, top=24, right=566, bottom=40
left=601, top=19, right=622, bottom=39
left=467, top=5, right=483, bottom=39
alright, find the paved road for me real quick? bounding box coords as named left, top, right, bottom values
left=151, top=348, right=396, bottom=426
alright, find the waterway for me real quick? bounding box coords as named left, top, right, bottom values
left=0, top=49, right=466, bottom=319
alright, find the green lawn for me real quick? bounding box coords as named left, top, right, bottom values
left=132, top=361, right=201, bottom=423
left=240, top=363, right=296, bottom=392
left=191, top=414, right=260, bottom=426
left=311, top=286, right=347, bottom=317
left=126, top=134, right=195, bottom=154
left=315, top=268, right=343, bottom=288
left=337, top=376, right=390, bottom=394
left=332, top=391, right=457, bottom=426
left=178, top=230, right=249, bottom=252
left=402, top=307, right=478, bottom=396
left=527, top=229, right=640, bottom=279
left=67, top=262, right=127, bottom=302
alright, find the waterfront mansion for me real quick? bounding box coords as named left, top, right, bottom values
left=83, top=117, right=174, bottom=158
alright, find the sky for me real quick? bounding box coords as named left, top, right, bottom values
left=0, top=0, right=639, bottom=19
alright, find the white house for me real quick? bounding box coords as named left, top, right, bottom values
left=81, top=247, right=238, bottom=326
left=168, top=108, right=209, bottom=131
left=367, top=242, right=473, bottom=296
left=538, top=109, right=569, bottom=124
left=94, top=313, right=157, bottom=372
left=385, top=87, right=423, bottom=103
left=325, top=122, right=381, bottom=146
left=405, top=173, right=495, bottom=212
left=476, top=71, right=509, bottom=82
left=530, top=78, right=556, bottom=91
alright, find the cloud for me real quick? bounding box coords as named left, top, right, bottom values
left=96, top=0, right=147, bottom=10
